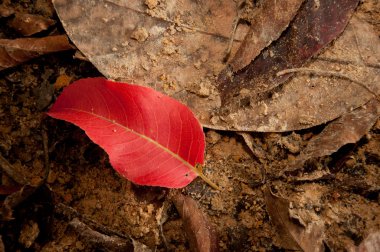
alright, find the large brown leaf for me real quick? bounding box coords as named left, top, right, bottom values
left=0, top=35, right=73, bottom=70
left=54, top=0, right=380, bottom=132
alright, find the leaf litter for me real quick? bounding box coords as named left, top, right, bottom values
left=52, top=0, right=380, bottom=132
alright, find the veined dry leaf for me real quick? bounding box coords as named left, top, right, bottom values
left=9, top=13, right=55, bottom=36
left=292, top=99, right=380, bottom=168
left=52, top=0, right=247, bottom=128
left=264, top=187, right=324, bottom=252
left=173, top=194, right=219, bottom=252
left=53, top=0, right=378, bottom=132
left=0, top=35, right=73, bottom=71
left=224, top=0, right=304, bottom=72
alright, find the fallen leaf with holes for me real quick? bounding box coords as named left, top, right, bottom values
left=0, top=35, right=73, bottom=71
left=291, top=99, right=380, bottom=169
left=53, top=0, right=379, bottom=132
left=264, top=187, right=325, bottom=251
left=9, top=13, right=55, bottom=36
left=173, top=194, right=219, bottom=252
left=48, top=78, right=218, bottom=189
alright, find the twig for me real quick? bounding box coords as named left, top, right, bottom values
left=276, top=68, right=380, bottom=102
left=224, top=1, right=248, bottom=62
left=55, top=203, right=129, bottom=240
left=68, top=218, right=134, bottom=251
left=0, top=153, right=27, bottom=185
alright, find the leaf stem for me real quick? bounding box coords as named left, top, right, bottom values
left=194, top=164, right=221, bottom=190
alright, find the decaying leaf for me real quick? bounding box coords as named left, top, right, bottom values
left=9, top=13, right=55, bottom=36
left=224, top=0, right=304, bottom=72
left=264, top=186, right=324, bottom=251
left=0, top=35, right=73, bottom=70
left=173, top=194, right=219, bottom=252
left=53, top=0, right=379, bottom=132
left=292, top=99, right=380, bottom=168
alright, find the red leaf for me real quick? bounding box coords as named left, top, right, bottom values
left=47, top=78, right=206, bottom=188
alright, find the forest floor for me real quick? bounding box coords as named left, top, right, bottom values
left=0, top=0, right=379, bottom=251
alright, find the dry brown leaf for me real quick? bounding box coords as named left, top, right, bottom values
left=264, top=186, right=324, bottom=252
left=292, top=99, right=380, bottom=168
left=225, top=0, right=304, bottom=72
left=53, top=0, right=379, bottom=132
left=173, top=194, right=219, bottom=252
left=52, top=0, right=247, bottom=128
left=9, top=13, right=55, bottom=36
left=0, top=35, right=73, bottom=70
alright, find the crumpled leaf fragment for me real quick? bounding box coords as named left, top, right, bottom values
left=173, top=194, right=219, bottom=252
left=291, top=99, right=380, bottom=168
left=0, top=35, right=73, bottom=71
left=9, top=13, right=55, bottom=36
left=264, top=186, right=324, bottom=252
